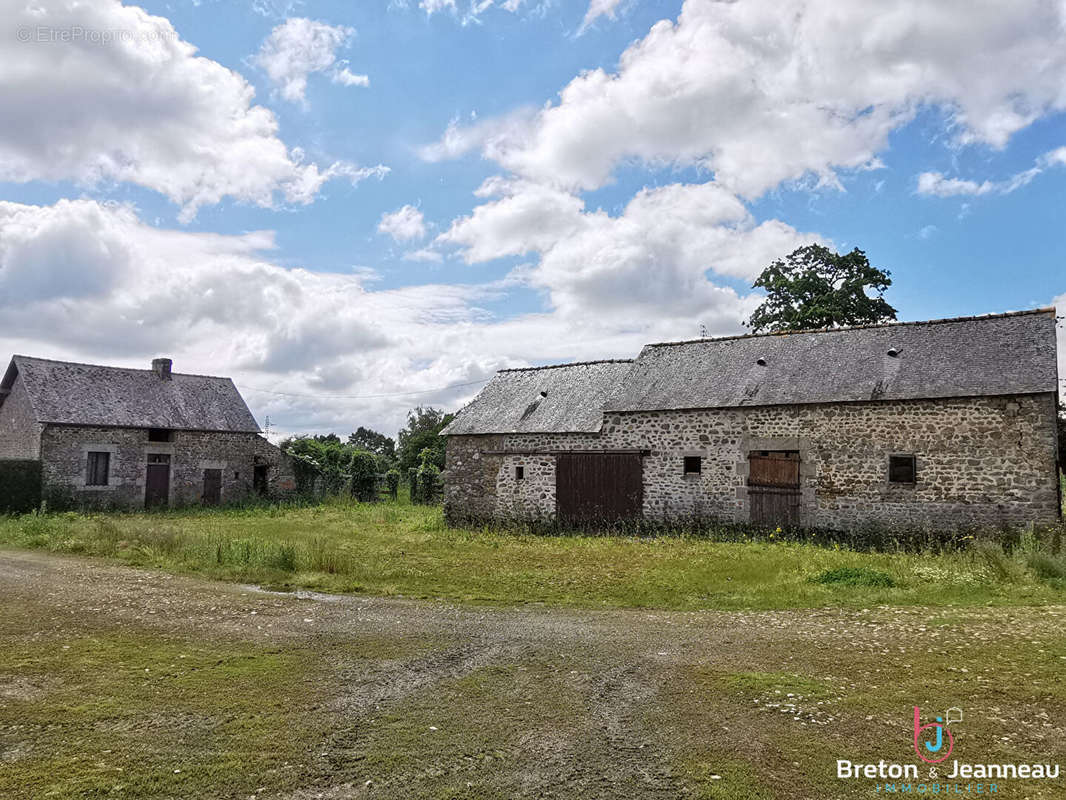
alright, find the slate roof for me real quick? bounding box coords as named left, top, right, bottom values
left=442, top=360, right=633, bottom=435
left=0, top=356, right=261, bottom=433
left=604, top=309, right=1059, bottom=413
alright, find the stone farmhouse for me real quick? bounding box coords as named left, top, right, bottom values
left=0, top=355, right=295, bottom=509
left=443, top=309, right=1061, bottom=531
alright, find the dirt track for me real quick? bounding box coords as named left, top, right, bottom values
left=2, top=549, right=1065, bottom=799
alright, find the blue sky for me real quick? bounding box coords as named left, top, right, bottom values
left=0, top=0, right=1063, bottom=438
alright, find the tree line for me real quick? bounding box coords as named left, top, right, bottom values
left=279, top=406, right=455, bottom=499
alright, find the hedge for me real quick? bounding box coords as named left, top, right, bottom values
left=0, top=460, right=42, bottom=514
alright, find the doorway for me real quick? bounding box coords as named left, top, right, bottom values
left=145, top=454, right=170, bottom=509
left=747, top=450, right=801, bottom=527
left=202, top=468, right=222, bottom=506
left=555, top=452, right=643, bottom=524
left=253, top=464, right=269, bottom=496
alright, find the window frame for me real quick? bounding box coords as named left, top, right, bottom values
left=515, top=465, right=525, bottom=480
left=683, top=455, right=703, bottom=476
left=888, top=454, right=917, bottom=485
left=86, top=451, right=110, bottom=486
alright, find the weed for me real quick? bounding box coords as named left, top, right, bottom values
left=1027, top=552, right=1066, bottom=581
left=811, top=566, right=895, bottom=588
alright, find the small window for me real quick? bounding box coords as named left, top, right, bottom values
left=148, top=428, right=173, bottom=442
left=515, top=465, right=525, bottom=480
left=683, top=456, right=702, bottom=475
left=889, top=455, right=916, bottom=484
left=86, top=451, right=110, bottom=486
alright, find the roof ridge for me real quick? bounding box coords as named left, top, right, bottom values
left=12, top=354, right=234, bottom=382
left=642, top=308, right=1055, bottom=349
left=497, top=359, right=633, bottom=374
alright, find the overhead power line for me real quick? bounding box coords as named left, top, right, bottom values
left=236, top=377, right=491, bottom=401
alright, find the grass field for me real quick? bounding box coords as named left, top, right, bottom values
left=0, top=497, right=1063, bottom=610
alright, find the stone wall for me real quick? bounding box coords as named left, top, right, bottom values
left=0, top=374, right=42, bottom=459
left=38, top=425, right=294, bottom=509
left=444, top=393, right=1061, bottom=531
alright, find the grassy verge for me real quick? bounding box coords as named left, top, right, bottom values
left=0, top=499, right=1063, bottom=609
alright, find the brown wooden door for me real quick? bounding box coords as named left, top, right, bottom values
left=556, top=453, right=643, bottom=524
left=145, top=463, right=170, bottom=508
left=202, top=469, right=222, bottom=506
left=747, top=451, right=800, bottom=527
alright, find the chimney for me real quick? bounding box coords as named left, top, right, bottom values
left=152, top=358, right=173, bottom=380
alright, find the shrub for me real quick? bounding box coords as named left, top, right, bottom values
left=812, top=566, right=895, bottom=588
left=0, top=460, right=42, bottom=514
left=385, top=469, right=400, bottom=499
left=349, top=451, right=378, bottom=502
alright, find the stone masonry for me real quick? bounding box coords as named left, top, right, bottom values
left=37, top=425, right=296, bottom=509
left=445, top=393, right=1061, bottom=531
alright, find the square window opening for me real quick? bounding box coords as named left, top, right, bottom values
left=515, top=465, right=525, bottom=480
left=889, top=454, right=917, bottom=484
left=683, top=456, right=702, bottom=475
left=148, top=428, right=173, bottom=442
left=86, top=451, right=110, bottom=486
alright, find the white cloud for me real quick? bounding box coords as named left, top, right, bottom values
left=918, top=224, right=938, bottom=240
left=332, top=66, right=370, bottom=88
left=419, top=109, right=538, bottom=163
left=420, top=0, right=457, bottom=12
left=378, top=205, right=427, bottom=242
left=425, top=0, right=1066, bottom=199
left=253, top=17, right=370, bottom=105
left=0, top=197, right=798, bottom=435
left=438, top=178, right=818, bottom=318
left=917, top=146, right=1066, bottom=197
left=392, top=0, right=545, bottom=25
left=403, top=248, right=444, bottom=263
left=0, top=0, right=384, bottom=220
left=578, top=0, right=624, bottom=33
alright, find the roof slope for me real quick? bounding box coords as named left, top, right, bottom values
left=605, top=309, right=1058, bottom=413
left=443, top=360, right=633, bottom=435
left=0, top=356, right=261, bottom=432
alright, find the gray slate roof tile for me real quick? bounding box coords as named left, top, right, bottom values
left=446, top=310, right=1058, bottom=434
left=442, top=360, right=633, bottom=435
left=1, top=356, right=261, bottom=432
left=605, top=309, right=1058, bottom=412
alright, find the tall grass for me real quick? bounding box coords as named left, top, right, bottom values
left=0, top=498, right=1064, bottom=609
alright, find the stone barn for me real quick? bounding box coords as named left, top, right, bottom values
left=443, top=310, right=1061, bottom=531
left=0, top=355, right=296, bottom=509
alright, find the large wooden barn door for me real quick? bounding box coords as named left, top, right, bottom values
left=747, top=451, right=801, bottom=527
left=556, top=453, right=643, bottom=524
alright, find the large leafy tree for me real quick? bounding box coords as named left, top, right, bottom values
left=397, top=406, right=455, bottom=474
left=347, top=426, right=396, bottom=462
left=745, top=245, right=897, bottom=333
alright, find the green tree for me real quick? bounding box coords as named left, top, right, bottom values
left=745, top=245, right=897, bottom=334
left=347, top=426, right=396, bottom=462
left=397, top=406, right=455, bottom=474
